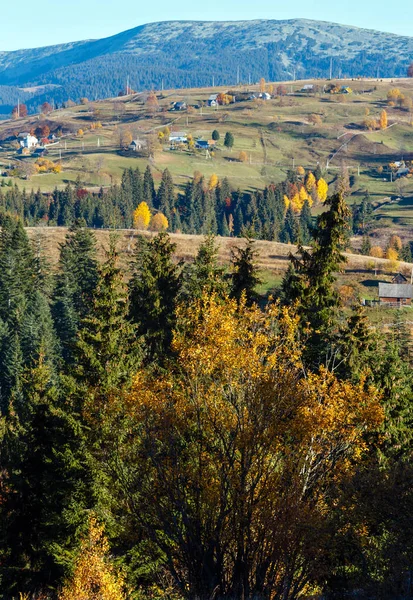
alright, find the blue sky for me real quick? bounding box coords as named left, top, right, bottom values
left=2, top=0, right=412, bottom=50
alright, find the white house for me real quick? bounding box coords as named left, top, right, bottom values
left=169, top=132, right=188, bottom=144
left=20, top=134, right=38, bottom=149
left=208, top=94, right=219, bottom=106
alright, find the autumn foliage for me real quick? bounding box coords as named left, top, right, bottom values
left=110, top=294, right=382, bottom=599
left=59, top=516, right=126, bottom=600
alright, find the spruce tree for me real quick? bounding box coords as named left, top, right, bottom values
left=230, top=237, right=261, bottom=306
left=52, top=224, right=98, bottom=362
left=143, top=165, right=156, bottom=208
left=282, top=193, right=351, bottom=365
left=156, top=168, right=174, bottom=221
left=73, top=237, right=141, bottom=397
left=128, top=233, right=181, bottom=361
left=299, top=200, right=313, bottom=244
left=361, top=235, right=372, bottom=256
left=181, top=235, right=228, bottom=301
left=280, top=205, right=299, bottom=244
left=0, top=352, right=92, bottom=596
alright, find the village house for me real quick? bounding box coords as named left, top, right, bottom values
left=195, top=139, right=215, bottom=150
left=129, top=139, right=145, bottom=151
left=208, top=94, right=219, bottom=107
left=169, top=132, right=188, bottom=144
left=20, top=134, right=38, bottom=150
left=378, top=282, right=413, bottom=306
left=172, top=101, right=187, bottom=111
left=392, top=273, right=409, bottom=284
left=301, top=84, right=314, bottom=92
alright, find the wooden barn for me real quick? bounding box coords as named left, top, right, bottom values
left=378, top=282, right=413, bottom=306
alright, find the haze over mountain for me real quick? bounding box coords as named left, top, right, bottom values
left=0, top=18, right=412, bottom=114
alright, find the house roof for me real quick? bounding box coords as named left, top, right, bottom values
left=392, top=273, right=408, bottom=283
left=169, top=132, right=187, bottom=138
left=378, top=283, right=413, bottom=299
left=208, top=94, right=219, bottom=100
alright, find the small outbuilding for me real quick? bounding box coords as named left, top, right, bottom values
left=378, top=282, right=413, bottom=306
left=173, top=102, right=187, bottom=111
left=392, top=273, right=409, bottom=284
left=129, top=139, right=145, bottom=151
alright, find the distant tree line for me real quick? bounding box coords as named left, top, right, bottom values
left=0, top=166, right=329, bottom=243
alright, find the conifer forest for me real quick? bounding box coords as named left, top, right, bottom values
left=0, top=182, right=412, bottom=600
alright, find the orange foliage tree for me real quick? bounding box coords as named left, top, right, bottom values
left=379, top=109, right=388, bottom=130
left=150, top=212, right=168, bottom=231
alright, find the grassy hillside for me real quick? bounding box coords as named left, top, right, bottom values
left=2, top=77, right=413, bottom=241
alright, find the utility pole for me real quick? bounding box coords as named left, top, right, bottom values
left=329, top=57, right=333, bottom=80
left=161, top=79, right=164, bottom=92
left=212, top=76, right=215, bottom=88
left=248, top=73, right=251, bottom=86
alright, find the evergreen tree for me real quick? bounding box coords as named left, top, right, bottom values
left=299, top=200, right=313, bottom=244
left=52, top=224, right=98, bottom=362
left=128, top=233, right=181, bottom=361
left=361, top=235, right=372, bottom=255
left=280, top=205, right=299, bottom=244
left=143, top=165, right=156, bottom=208
left=73, top=237, right=141, bottom=397
left=224, top=132, right=234, bottom=150
left=230, top=237, right=261, bottom=306
left=181, top=235, right=228, bottom=301
left=156, top=168, right=174, bottom=221
left=0, top=353, right=92, bottom=596
left=282, top=193, right=351, bottom=365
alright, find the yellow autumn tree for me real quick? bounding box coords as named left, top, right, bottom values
left=111, top=294, right=382, bottom=600
left=386, top=247, right=398, bottom=261
left=259, top=77, right=266, bottom=93
left=379, top=109, right=388, bottom=130
left=291, top=192, right=303, bottom=212
left=317, top=178, right=329, bottom=202
left=305, top=172, right=316, bottom=193
left=133, top=201, right=151, bottom=230
left=59, top=516, right=126, bottom=600
left=150, top=212, right=168, bottom=231
left=239, top=151, right=248, bottom=162
left=296, top=165, right=305, bottom=177
left=299, top=185, right=308, bottom=204
left=283, top=195, right=290, bottom=210
left=208, top=173, right=219, bottom=189
left=370, top=246, right=384, bottom=258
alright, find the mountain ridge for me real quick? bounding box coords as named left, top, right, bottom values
left=0, top=18, right=412, bottom=114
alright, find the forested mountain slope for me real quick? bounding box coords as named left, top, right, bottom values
left=0, top=18, right=412, bottom=113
